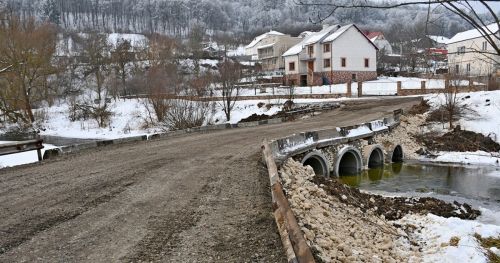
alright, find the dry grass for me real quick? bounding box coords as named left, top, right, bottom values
left=474, top=233, right=500, bottom=263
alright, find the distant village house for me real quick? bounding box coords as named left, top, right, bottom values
left=245, top=31, right=301, bottom=75
left=447, top=23, right=499, bottom=78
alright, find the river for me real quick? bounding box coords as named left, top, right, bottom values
left=340, top=162, right=500, bottom=224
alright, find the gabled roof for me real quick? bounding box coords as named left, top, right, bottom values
left=322, top=24, right=352, bottom=42
left=282, top=25, right=341, bottom=57
left=323, top=24, right=379, bottom=50
left=447, top=23, right=499, bottom=44
left=245, top=31, right=285, bottom=49
left=282, top=24, right=378, bottom=57
left=303, top=24, right=341, bottom=46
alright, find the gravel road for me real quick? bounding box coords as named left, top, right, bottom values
left=0, top=97, right=420, bottom=262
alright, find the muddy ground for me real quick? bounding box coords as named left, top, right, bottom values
left=313, top=176, right=481, bottom=220
left=416, top=128, right=500, bottom=152
left=0, top=97, right=420, bottom=262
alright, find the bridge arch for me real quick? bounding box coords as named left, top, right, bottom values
left=301, top=151, right=330, bottom=177
left=335, top=146, right=363, bottom=176
left=391, top=145, right=404, bottom=163
left=363, top=144, right=385, bottom=169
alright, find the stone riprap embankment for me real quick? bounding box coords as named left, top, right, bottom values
left=279, top=159, right=480, bottom=262
left=374, top=114, right=426, bottom=160
left=280, top=160, right=420, bottom=262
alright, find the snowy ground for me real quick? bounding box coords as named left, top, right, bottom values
left=0, top=141, right=58, bottom=169
left=422, top=151, right=500, bottom=166
left=3, top=98, right=285, bottom=141
left=422, top=90, right=500, bottom=166
left=397, top=213, right=500, bottom=263
left=427, top=90, right=500, bottom=142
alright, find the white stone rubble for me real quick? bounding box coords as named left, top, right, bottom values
left=280, top=159, right=422, bottom=262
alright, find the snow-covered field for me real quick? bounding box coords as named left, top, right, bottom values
left=0, top=141, right=58, bottom=169
left=427, top=90, right=500, bottom=142
left=27, top=98, right=283, bottom=140
left=422, top=90, right=500, bottom=166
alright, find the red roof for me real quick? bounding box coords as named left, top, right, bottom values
left=428, top=48, right=448, bottom=55
left=364, top=31, right=384, bottom=39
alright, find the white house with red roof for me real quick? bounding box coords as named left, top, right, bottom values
left=283, top=24, right=378, bottom=86
left=365, top=31, right=393, bottom=54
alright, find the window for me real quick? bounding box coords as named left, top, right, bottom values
left=289, top=62, right=295, bottom=71
left=482, top=41, right=488, bottom=51
left=352, top=74, right=357, bottom=81
left=457, top=46, right=465, bottom=54
left=455, top=64, right=460, bottom=73
left=467, top=63, right=471, bottom=72
left=341, top=57, right=346, bottom=67
left=324, top=59, right=331, bottom=68
left=364, top=58, right=369, bottom=68
left=307, top=45, right=314, bottom=56
left=323, top=43, right=331, bottom=53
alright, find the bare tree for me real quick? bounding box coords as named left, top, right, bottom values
left=0, top=15, right=57, bottom=124
left=218, top=60, right=242, bottom=122
left=111, top=39, right=134, bottom=96
left=438, top=73, right=475, bottom=129
left=81, top=32, right=111, bottom=102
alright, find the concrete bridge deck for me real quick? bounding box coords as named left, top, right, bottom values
left=0, top=97, right=420, bottom=262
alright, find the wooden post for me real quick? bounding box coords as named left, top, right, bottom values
left=357, top=81, right=363, bottom=97
left=421, top=81, right=426, bottom=94
left=397, top=81, right=402, bottom=95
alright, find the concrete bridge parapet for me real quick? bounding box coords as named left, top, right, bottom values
left=268, top=109, right=405, bottom=177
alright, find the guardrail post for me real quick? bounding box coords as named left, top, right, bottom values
left=37, top=148, right=43, bottom=161
left=397, top=81, right=402, bottom=95
left=421, top=81, right=426, bottom=94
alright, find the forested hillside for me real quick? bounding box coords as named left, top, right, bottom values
left=3, top=0, right=477, bottom=40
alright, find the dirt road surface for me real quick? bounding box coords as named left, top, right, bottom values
left=0, top=97, right=420, bottom=262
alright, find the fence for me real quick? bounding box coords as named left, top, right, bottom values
left=0, top=139, right=44, bottom=161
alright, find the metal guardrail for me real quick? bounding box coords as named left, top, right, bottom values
left=0, top=139, right=44, bottom=161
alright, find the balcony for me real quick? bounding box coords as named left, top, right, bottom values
left=299, top=52, right=316, bottom=61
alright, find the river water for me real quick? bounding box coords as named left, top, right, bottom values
left=340, top=162, right=500, bottom=217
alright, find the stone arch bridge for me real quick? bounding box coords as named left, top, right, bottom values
left=269, top=109, right=404, bottom=177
